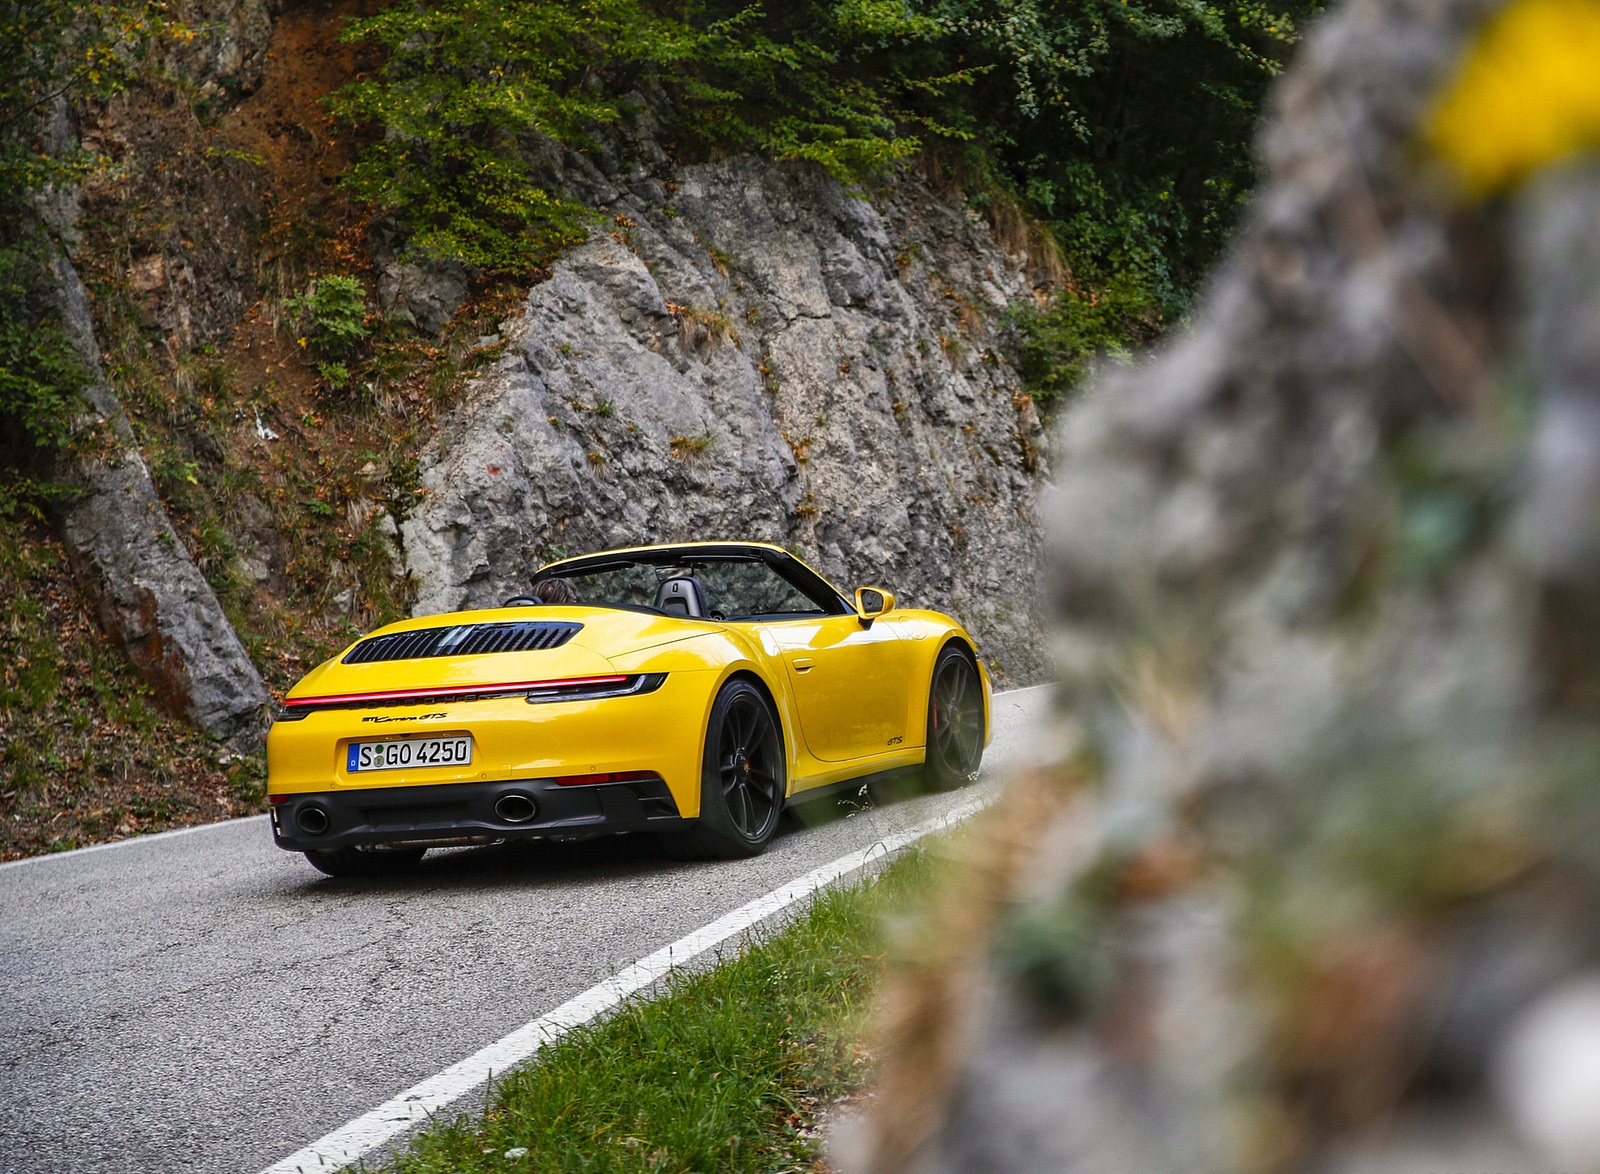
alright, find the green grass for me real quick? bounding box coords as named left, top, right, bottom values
left=361, top=850, right=938, bottom=1174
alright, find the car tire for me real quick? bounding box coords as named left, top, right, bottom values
left=924, top=645, right=985, bottom=790
left=661, top=679, right=786, bottom=860
left=304, top=845, right=427, bottom=877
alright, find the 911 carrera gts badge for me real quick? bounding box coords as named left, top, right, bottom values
left=361, top=712, right=448, bottom=723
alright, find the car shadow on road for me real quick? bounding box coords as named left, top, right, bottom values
left=267, top=773, right=936, bottom=895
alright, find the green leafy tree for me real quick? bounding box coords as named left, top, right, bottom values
left=0, top=0, right=146, bottom=515
left=879, top=0, right=1321, bottom=401
left=1, top=0, right=181, bottom=513
left=330, top=0, right=691, bottom=273
left=1007, top=276, right=1161, bottom=408
left=664, top=0, right=965, bottom=177
left=333, top=0, right=1317, bottom=390
left=0, top=239, right=92, bottom=518
left=331, top=0, right=970, bottom=273
left=284, top=274, right=370, bottom=357
left=0, top=0, right=150, bottom=197
left=911, top=0, right=1319, bottom=311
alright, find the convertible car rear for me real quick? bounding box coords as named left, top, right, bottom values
left=267, top=542, right=990, bottom=875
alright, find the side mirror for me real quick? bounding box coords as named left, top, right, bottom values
left=854, top=586, right=895, bottom=625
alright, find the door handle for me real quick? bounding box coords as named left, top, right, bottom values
left=791, top=657, right=815, bottom=672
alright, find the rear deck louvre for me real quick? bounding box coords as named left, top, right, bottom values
left=343, top=621, right=582, bottom=664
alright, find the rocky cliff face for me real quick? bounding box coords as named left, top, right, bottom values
left=34, top=46, right=274, bottom=745
left=401, top=155, right=1050, bottom=684
left=165, top=0, right=275, bottom=100
left=43, top=249, right=272, bottom=746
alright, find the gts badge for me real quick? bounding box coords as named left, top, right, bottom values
left=362, top=712, right=448, bottom=723
left=887, top=735, right=903, bottom=747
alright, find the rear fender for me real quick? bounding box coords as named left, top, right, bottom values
left=607, top=635, right=799, bottom=810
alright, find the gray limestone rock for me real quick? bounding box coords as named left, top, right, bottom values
left=46, top=250, right=271, bottom=746
left=377, top=258, right=475, bottom=337
left=402, top=156, right=1049, bottom=684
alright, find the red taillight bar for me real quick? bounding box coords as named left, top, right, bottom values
left=283, top=675, right=630, bottom=707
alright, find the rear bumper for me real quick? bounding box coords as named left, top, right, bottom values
left=266, top=669, right=717, bottom=820
left=269, top=776, right=684, bottom=852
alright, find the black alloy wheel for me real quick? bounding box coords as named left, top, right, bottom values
left=304, top=845, right=428, bottom=877
left=925, top=646, right=985, bottom=790
left=663, top=679, right=786, bottom=859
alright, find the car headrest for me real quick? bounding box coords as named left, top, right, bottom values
left=654, top=576, right=706, bottom=618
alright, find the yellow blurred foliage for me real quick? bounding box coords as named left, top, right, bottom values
left=1428, top=0, right=1600, bottom=192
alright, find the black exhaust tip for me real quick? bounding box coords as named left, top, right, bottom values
left=296, top=804, right=331, bottom=836
left=495, top=794, right=537, bottom=824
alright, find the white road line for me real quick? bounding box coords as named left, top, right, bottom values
left=258, top=790, right=995, bottom=1174
left=0, top=815, right=269, bottom=872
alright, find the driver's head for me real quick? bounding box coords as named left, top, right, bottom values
left=532, top=577, right=579, bottom=604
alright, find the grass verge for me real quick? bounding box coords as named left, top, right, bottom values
left=359, top=850, right=937, bottom=1174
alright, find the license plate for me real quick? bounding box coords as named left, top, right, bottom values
left=347, top=736, right=473, bottom=773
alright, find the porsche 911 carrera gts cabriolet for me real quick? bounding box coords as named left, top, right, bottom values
left=267, top=542, right=990, bottom=875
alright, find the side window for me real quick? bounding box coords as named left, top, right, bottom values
left=696, top=562, right=825, bottom=618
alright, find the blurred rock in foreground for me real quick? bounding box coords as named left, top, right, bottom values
left=842, top=0, right=1600, bottom=1169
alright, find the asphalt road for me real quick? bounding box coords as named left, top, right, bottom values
left=0, top=684, right=1052, bottom=1174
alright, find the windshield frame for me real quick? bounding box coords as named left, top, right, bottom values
left=530, top=543, right=854, bottom=619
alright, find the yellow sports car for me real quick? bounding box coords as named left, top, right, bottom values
left=267, top=542, right=990, bottom=875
